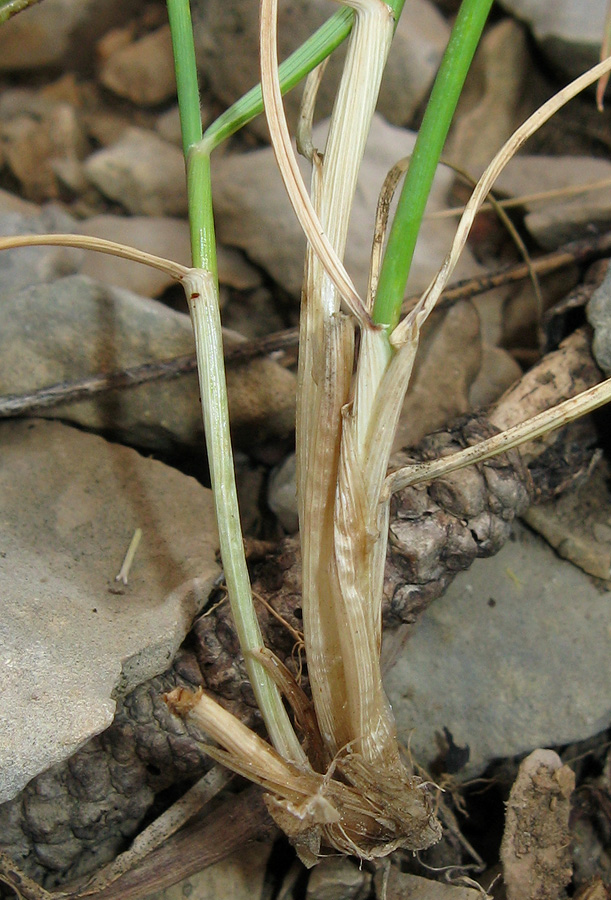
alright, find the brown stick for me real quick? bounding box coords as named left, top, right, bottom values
left=71, top=787, right=275, bottom=900
left=1, top=230, right=609, bottom=420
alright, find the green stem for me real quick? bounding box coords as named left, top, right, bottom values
left=0, top=0, right=42, bottom=25
left=167, top=0, right=304, bottom=762
left=167, top=0, right=217, bottom=278
left=373, top=0, right=493, bottom=331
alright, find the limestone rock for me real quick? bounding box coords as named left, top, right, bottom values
left=268, top=453, right=299, bottom=533
left=306, top=857, right=371, bottom=900
left=393, top=301, right=482, bottom=451
left=492, top=155, right=611, bottom=249
left=213, top=115, right=480, bottom=300
left=468, top=344, right=522, bottom=409
left=84, top=128, right=187, bottom=217
left=0, top=0, right=140, bottom=72
left=99, top=25, right=177, bottom=107
left=446, top=18, right=533, bottom=172
left=384, top=521, right=611, bottom=778
left=0, top=208, right=83, bottom=297
left=0, top=90, right=89, bottom=202
left=374, top=867, right=482, bottom=900
left=0, top=274, right=297, bottom=451
left=0, top=418, right=220, bottom=803
left=524, top=458, right=611, bottom=581
left=500, top=0, right=607, bottom=80
left=76, top=215, right=262, bottom=297
left=0, top=189, right=39, bottom=217
left=193, top=0, right=448, bottom=136
left=587, top=260, right=611, bottom=374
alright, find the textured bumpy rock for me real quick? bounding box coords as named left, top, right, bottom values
left=0, top=650, right=213, bottom=889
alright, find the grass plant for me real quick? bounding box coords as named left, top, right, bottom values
left=2, top=0, right=611, bottom=869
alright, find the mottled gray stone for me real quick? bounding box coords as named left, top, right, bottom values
left=587, top=262, right=611, bottom=375
left=0, top=0, right=140, bottom=72
left=384, top=522, right=611, bottom=778
left=0, top=208, right=82, bottom=295
left=500, top=0, right=607, bottom=79
left=193, top=0, right=448, bottom=135
left=0, top=418, right=220, bottom=804
left=84, top=128, right=187, bottom=217
left=0, top=274, right=296, bottom=451
left=493, top=155, right=611, bottom=249
left=268, top=453, right=299, bottom=533
left=213, top=115, right=480, bottom=300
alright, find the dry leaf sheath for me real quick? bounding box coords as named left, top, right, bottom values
left=166, top=6, right=611, bottom=867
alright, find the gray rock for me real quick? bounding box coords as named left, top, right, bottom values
left=76, top=215, right=262, bottom=297
left=99, top=25, right=177, bottom=107
left=0, top=208, right=82, bottom=296
left=500, top=0, right=607, bottom=79
left=213, top=115, right=480, bottom=300
left=84, top=128, right=187, bottom=217
left=268, top=453, right=299, bottom=533
left=468, top=344, right=522, bottom=409
left=0, top=274, right=296, bottom=451
left=193, top=0, right=448, bottom=136
left=492, top=155, right=611, bottom=249
left=0, top=91, right=89, bottom=202
left=587, top=261, right=611, bottom=374
left=0, top=189, right=39, bottom=216
left=0, top=0, right=140, bottom=72
left=307, top=857, right=371, bottom=900
left=374, top=868, right=482, bottom=900
left=446, top=19, right=532, bottom=172
left=393, top=300, right=482, bottom=451
left=384, top=522, right=611, bottom=778
left=0, top=418, right=220, bottom=803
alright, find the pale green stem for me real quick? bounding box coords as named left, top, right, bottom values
left=182, top=270, right=306, bottom=766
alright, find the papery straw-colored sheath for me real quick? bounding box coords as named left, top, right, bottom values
left=165, top=688, right=441, bottom=867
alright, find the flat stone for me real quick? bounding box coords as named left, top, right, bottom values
left=213, top=115, right=480, bottom=300
left=99, top=25, right=176, bottom=107
left=394, top=300, right=482, bottom=451
left=76, top=215, right=262, bottom=297
left=0, top=274, right=296, bottom=451
left=374, top=868, right=482, bottom=900
left=493, top=155, right=611, bottom=249
left=384, top=521, right=611, bottom=779
left=307, top=857, right=371, bottom=900
left=84, top=128, right=187, bottom=217
left=587, top=261, right=611, bottom=374
left=0, top=0, right=140, bottom=71
left=524, top=458, right=611, bottom=581
left=447, top=19, right=532, bottom=172
left=0, top=208, right=83, bottom=297
left=0, top=418, right=220, bottom=803
left=193, top=0, right=448, bottom=137
left=499, top=0, right=607, bottom=79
